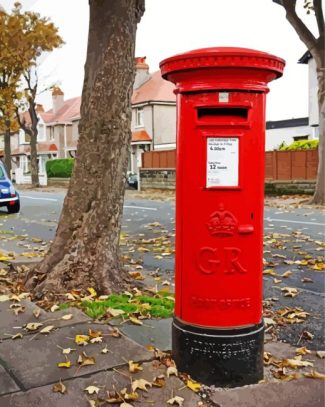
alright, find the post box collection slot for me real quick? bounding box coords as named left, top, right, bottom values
left=197, top=107, right=249, bottom=122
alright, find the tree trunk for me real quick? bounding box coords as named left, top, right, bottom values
left=309, top=61, right=325, bottom=204
left=4, top=120, right=11, bottom=179
left=29, top=131, right=39, bottom=187
left=26, top=0, right=145, bottom=297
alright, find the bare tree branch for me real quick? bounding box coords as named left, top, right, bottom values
left=314, top=0, right=324, bottom=37
left=281, top=0, right=318, bottom=53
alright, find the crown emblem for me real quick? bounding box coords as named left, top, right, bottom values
left=207, top=205, right=238, bottom=237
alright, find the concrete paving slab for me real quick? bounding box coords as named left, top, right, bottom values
left=120, top=317, right=172, bottom=350
left=0, top=323, right=152, bottom=390
left=0, top=365, right=20, bottom=396
left=210, top=378, right=324, bottom=407
left=0, top=300, right=45, bottom=340
left=0, top=360, right=200, bottom=407
left=0, top=302, right=91, bottom=340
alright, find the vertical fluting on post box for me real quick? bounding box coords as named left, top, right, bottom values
left=160, top=47, right=285, bottom=387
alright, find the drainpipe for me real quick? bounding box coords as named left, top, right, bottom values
left=64, top=125, right=67, bottom=158
left=151, top=104, right=155, bottom=150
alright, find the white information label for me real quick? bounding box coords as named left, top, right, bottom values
left=206, top=137, right=239, bottom=187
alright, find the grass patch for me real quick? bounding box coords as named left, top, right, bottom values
left=78, top=293, right=174, bottom=320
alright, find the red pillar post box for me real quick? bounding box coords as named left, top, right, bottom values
left=160, top=47, right=285, bottom=387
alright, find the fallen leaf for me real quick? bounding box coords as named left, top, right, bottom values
left=263, top=269, right=277, bottom=276
left=106, top=308, right=125, bottom=318
left=32, top=308, right=41, bottom=318
left=101, top=346, right=110, bottom=354
left=166, top=366, right=178, bottom=377
left=61, top=314, right=73, bottom=320
left=152, top=375, right=166, bottom=387
left=282, top=358, right=314, bottom=369
left=50, top=304, right=60, bottom=312
left=52, top=380, right=66, bottom=394
left=109, top=327, right=121, bottom=338
left=0, top=295, right=10, bottom=302
left=40, top=325, right=55, bottom=334
left=120, top=388, right=139, bottom=401
left=186, top=379, right=201, bottom=392
left=88, top=329, right=102, bottom=338
left=301, top=277, right=313, bottom=283
left=57, top=360, right=72, bottom=368
left=129, top=316, right=143, bottom=326
left=87, top=287, right=97, bottom=297
left=84, top=385, right=100, bottom=395
left=273, top=278, right=282, bottom=284
left=90, top=337, right=103, bottom=344
left=264, top=317, right=276, bottom=326
left=128, top=360, right=143, bottom=373
left=281, top=287, right=299, bottom=297
left=302, top=330, right=314, bottom=340
left=120, top=403, right=133, bottom=407
left=167, top=396, right=184, bottom=406
left=25, top=322, right=43, bottom=331
left=316, top=351, right=325, bottom=359
left=296, top=347, right=311, bottom=356
left=129, top=271, right=144, bottom=280
left=77, top=352, right=96, bottom=367
left=131, top=379, right=152, bottom=392
left=11, top=333, right=23, bottom=340
left=62, top=348, right=76, bottom=354
left=75, top=334, right=90, bottom=345
left=281, top=271, right=292, bottom=278
left=304, top=370, right=325, bottom=380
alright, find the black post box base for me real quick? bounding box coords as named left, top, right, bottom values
left=172, top=317, right=264, bottom=387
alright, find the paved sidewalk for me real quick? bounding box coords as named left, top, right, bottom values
left=0, top=300, right=324, bottom=406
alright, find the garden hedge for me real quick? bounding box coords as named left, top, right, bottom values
left=46, top=158, right=74, bottom=178
left=279, top=139, right=319, bottom=151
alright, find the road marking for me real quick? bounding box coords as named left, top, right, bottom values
left=124, top=205, right=157, bottom=211
left=265, top=217, right=325, bottom=227
left=21, top=195, right=58, bottom=202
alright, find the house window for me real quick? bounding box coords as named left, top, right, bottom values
left=49, top=127, right=55, bottom=141
left=37, top=124, right=46, bottom=142
left=19, top=129, right=30, bottom=145
left=136, top=108, right=144, bottom=127
left=20, top=156, right=31, bottom=174
left=293, top=135, right=308, bottom=141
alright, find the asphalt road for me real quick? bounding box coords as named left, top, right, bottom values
left=0, top=189, right=324, bottom=349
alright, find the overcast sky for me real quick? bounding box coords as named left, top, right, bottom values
left=2, top=0, right=317, bottom=120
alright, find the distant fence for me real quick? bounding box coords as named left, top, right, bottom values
left=142, top=149, right=318, bottom=181
left=265, top=149, right=318, bottom=180
left=142, top=150, right=176, bottom=169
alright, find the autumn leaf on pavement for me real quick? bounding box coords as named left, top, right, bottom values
left=128, top=360, right=143, bottom=373
left=61, top=347, right=76, bottom=354
left=57, top=359, right=72, bottom=368
left=84, top=385, right=100, bottom=395
left=281, top=287, right=299, bottom=297
left=129, top=271, right=144, bottom=280
left=304, top=370, right=325, bottom=380
left=282, top=358, right=314, bottom=369
left=272, top=368, right=301, bottom=381
left=101, top=346, right=110, bottom=354
left=131, top=378, right=152, bottom=392
left=120, top=403, right=134, bottom=407
left=186, top=379, right=201, bottom=392
left=109, top=327, right=121, bottom=338
left=129, top=316, right=143, bottom=325
left=61, top=314, right=73, bottom=320
left=167, top=396, right=184, bottom=406
left=32, top=308, right=41, bottom=318
left=316, top=351, right=325, bottom=359
left=75, top=334, right=90, bottom=345
left=25, top=322, right=43, bottom=331
left=90, top=336, right=103, bottom=344
left=87, top=287, right=97, bottom=297
left=295, top=347, right=311, bottom=356
left=263, top=269, right=277, bottom=276
left=40, top=325, right=55, bottom=334
left=167, top=366, right=178, bottom=377
left=120, top=388, right=139, bottom=401
left=77, top=352, right=96, bottom=367
left=106, top=308, right=125, bottom=318
left=52, top=380, right=67, bottom=394
left=281, top=271, right=292, bottom=278
left=152, top=375, right=166, bottom=387
left=302, top=330, right=314, bottom=340
left=50, top=304, right=60, bottom=312
left=89, top=329, right=102, bottom=338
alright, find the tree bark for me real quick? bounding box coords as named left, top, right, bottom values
left=26, top=0, right=145, bottom=297
left=28, top=101, right=40, bottom=187
left=4, top=119, right=11, bottom=178
left=279, top=0, right=324, bottom=204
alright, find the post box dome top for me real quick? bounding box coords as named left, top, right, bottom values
left=160, top=47, right=285, bottom=92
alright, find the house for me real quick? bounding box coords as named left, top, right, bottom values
left=264, top=51, right=319, bottom=151
left=0, top=57, right=176, bottom=183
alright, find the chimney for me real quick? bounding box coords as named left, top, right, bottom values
left=134, top=57, right=151, bottom=89
left=36, top=104, right=44, bottom=113
left=52, top=87, right=64, bottom=114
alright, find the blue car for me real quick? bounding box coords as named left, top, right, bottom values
left=0, top=161, right=20, bottom=214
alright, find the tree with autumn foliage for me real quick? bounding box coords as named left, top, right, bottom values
left=0, top=2, right=63, bottom=186
left=26, top=0, right=145, bottom=298
left=274, top=0, right=324, bottom=204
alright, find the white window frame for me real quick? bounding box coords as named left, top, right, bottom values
left=19, top=129, right=28, bottom=145
left=37, top=123, right=46, bottom=142
left=20, top=155, right=30, bottom=174
left=135, top=108, right=144, bottom=128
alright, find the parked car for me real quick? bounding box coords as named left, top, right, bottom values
left=0, top=162, right=20, bottom=214
left=127, top=172, right=138, bottom=189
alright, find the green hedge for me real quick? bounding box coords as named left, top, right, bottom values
left=278, top=139, right=319, bottom=151
left=46, top=158, right=74, bottom=178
